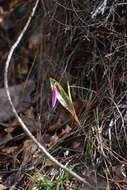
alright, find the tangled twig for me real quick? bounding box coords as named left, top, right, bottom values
left=4, top=0, right=95, bottom=189
left=91, top=0, right=108, bottom=18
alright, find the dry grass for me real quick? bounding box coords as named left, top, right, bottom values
left=35, top=0, right=127, bottom=189
left=2, top=0, right=127, bottom=189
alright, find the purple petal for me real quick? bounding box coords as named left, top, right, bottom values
left=52, top=85, right=57, bottom=108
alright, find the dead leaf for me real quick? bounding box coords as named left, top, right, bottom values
left=48, top=111, right=71, bottom=132
left=0, top=184, right=7, bottom=190
left=71, top=140, right=81, bottom=149
left=73, top=99, right=88, bottom=112
left=0, top=126, right=12, bottom=146
left=57, top=113, right=71, bottom=126
left=2, top=146, right=18, bottom=155
left=50, top=133, right=59, bottom=146
left=64, top=124, right=72, bottom=134
left=44, top=158, right=54, bottom=167
left=0, top=80, right=35, bottom=122
left=60, top=125, right=72, bottom=137
left=48, top=123, right=60, bottom=132
left=21, top=139, right=38, bottom=166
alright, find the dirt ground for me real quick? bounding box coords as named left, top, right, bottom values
left=0, top=0, right=127, bottom=189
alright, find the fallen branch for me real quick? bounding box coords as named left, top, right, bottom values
left=4, top=0, right=95, bottom=189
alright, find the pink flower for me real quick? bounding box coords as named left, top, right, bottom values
left=52, top=84, right=57, bottom=108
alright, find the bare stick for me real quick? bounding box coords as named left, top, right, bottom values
left=4, top=0, right=95, bottom=189
left=91, top=0, right=108, bottom=18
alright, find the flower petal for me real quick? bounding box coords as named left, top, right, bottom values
left=52, top=85, right=57, bottom=108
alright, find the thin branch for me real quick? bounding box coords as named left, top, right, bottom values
left=4, top=0, right=94, bottom=189
left=110, top=97, right=127, bottom=141
left=91, top=0, right=108, bottom=18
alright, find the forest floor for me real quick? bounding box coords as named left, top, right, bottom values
left=0, top=0, right=127, bottom=189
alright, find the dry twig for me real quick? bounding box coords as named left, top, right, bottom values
left=91, top=0, right=108, bottom=18
left=4, top=0, right=95, bottom=189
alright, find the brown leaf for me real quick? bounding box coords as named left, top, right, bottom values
left=0, top=184, right=7, bottom=190
left=71, top=140, right=81, bottom=149
left=73, top=99, right=89, bottom=112
left=47, top=123, right=60, bottom=132
left=59, top=124, right=72, bottom=137
left=2, top=146, right=18, bottom=155
left=48, top=111, right=71, bottom=132
left=21, top=139, right=38, bottom=166
left=57, top=113, right=71, bottom=126
left=0, top=80, right=35, bottom=122
left=44, top=158, right=54, bottom=167
left=0, top=126, right=12, bottom=146
left=50, top=133, right=59, bottom=146
left=64, top=125, right=72, bottom=133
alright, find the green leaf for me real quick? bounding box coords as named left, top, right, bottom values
left=67, top=81, right=73, bottom=104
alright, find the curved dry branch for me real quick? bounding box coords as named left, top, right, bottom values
left=4, top=0, right=94, bottom=189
